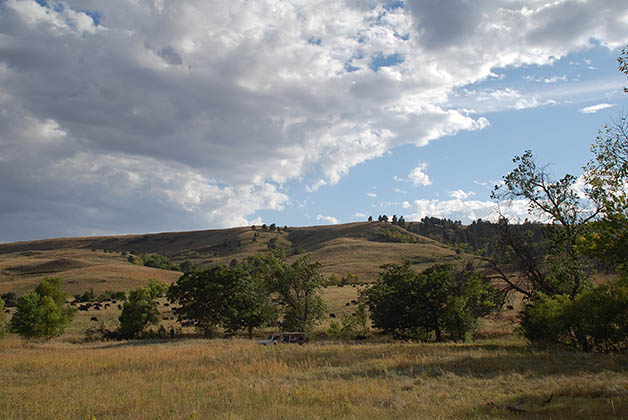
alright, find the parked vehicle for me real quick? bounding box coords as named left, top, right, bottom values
left=256, top=332, right=308, bottom=345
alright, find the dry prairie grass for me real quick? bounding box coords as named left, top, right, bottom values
left=0, top=335, right=626, bottom=420
left=0, top=249, right=180, bottom=295
left=0, top=222, right=465, bottom=292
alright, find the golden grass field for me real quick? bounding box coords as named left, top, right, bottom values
left=1, top=335, right=627, bottom=420
left=0, top=248, right=181, bottom=296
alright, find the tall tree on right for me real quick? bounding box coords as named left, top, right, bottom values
left=492, top=47, right=628, bottom=352
left=581, top=46, right=628, bottom=271
left=490, top=150, right=599, bottom=298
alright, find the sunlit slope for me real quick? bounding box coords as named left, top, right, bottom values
left=0, top=222, right=463, bottom=294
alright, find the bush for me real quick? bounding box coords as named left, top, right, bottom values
left=326, top=274, right=340, bottom=286
left=327, top=319, right=342, bottom=338
left=338, top=314, right=359, bottom=339
left=140, top=254, right=181, bottom=271
left=73, top=289, right=96, bottom=303
left=341, top=272, right=360, bottom=286
left=1, top=292, right=17, bottom=307
left=9, top=277, right=76, bottom=340
left=521, top=281, right=628, bottom=352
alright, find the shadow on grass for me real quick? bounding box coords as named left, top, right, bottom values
left=338, top=351, right=627, bottom=381
left=465, top=390, right=628, bottom=420
left=270, top=339, right=628, bottom=381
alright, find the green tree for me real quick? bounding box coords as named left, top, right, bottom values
left=146, top=278, right=169, bottom=298
left=9, top=277, right=76, bottom=340
left=118, top=287, right=159, bottom=339
left=262, top=254, right=327, bottom=334
left=520, top=279, right=628, bottom=352
left=582, top=119, right=628, bottom=271
left=167, top=264, right=276, bottom=338
left=507, top=47, right=628, bottom=351
left=364, top=263, right=498, bottom=342
left=490, top=151, right=599, bottom=298
left=221, top=267, right=277, bottom=338
left=580, top=46, right=628, bottom=271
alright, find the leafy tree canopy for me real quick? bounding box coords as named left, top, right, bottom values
left=118, top=286, right=159, bottom=339
left=364, top=263, right=499, bottom=342
left=167, top=264, right=276, bottom=338
left=9, top=277, right=76, bottom=340
left=252, top=253, right=327, bottom=334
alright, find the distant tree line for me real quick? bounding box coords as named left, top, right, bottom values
left=369, top=214, right=407, bottom=227
left=406, top=216, right=545, bottom=258
left=253, top=223, right=289, bottom=233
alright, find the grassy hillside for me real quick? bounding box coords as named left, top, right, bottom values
left=0, top=222, right=464, bottom=295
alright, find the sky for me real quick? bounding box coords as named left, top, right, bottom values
left=1, top=0, right=627, bottom=242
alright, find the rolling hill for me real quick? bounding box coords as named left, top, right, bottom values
left=0, top=221, right=465, bottom=295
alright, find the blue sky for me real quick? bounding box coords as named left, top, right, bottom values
left=0, top=0, right=627, bottom=241
left=260, top=44, right=626, bottom=226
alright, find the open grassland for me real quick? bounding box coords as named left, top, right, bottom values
left=1, top=336, right=626, bottom=420
left=0, top=222, right=463, bottom=292
left=0, top=248, right=181, bottom=296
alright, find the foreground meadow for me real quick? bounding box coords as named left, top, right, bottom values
left=1, top=336, right=626, bottom=420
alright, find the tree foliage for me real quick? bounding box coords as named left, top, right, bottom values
left=9, top=277, right=76, bottom=340
left=490, top=150, right=598, bottom=298
left=118, top=286, right=159, bottom=339
left=1, top=292, right=17, bottom=307
left=146, top=278, right=169, bottom=299
left=581, top=115, right=628, bottom=271
left=139, top=254, right=181, bottom=271
left=364, top=263, right=499, bottom=342
left=258, top=253, right=327, bottom=334
left=619, top=46, right=628, bottom=93
left=520, top=279, right=628, bottom=352
left=167, top=264, right=276, bottom=338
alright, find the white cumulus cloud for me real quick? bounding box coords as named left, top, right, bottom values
left=404, top=198, right=531, bottom=224
left=316, top=214, right=339, bottom=225
left=448, top=190, right=476, bottom=200
left=408, top=163, right=432, bottom=187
